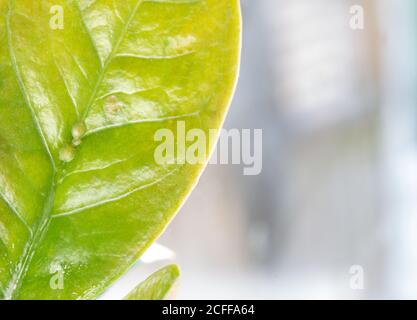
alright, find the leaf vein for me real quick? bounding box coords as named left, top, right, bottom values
left=0, top=191, right=32, bottom=238
left=53, top=56, right=80, bottom=117
left=114, top=51, right=196, bottom=60
left=6, top=0, right=56, bottom=170
left=85, top=110, right=201, bottom=137
left=53, top=167, right=179, bottom=218
left=80, top=0, right=145, bottom=121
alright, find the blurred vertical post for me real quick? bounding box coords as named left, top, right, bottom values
left=261, top=0, right=383, bottom=297
left=159, top=0, right=417, bottom=299
left=378, top=0, right=417, bottom=298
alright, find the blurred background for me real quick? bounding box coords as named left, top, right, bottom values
left=159, top=0, right=417, bottom=299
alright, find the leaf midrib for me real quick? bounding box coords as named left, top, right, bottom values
left=4, top=0, right=144, bottom=299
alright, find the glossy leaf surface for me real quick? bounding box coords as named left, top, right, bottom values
left=0, top=0, right=240, bottom=299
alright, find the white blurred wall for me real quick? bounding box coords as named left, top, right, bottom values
left=159, top=0, right=417, bottom=299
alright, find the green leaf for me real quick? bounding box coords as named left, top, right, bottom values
left=124, top=264, right=180, bottom=300
left=0, top=0, right=241, bottom=299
